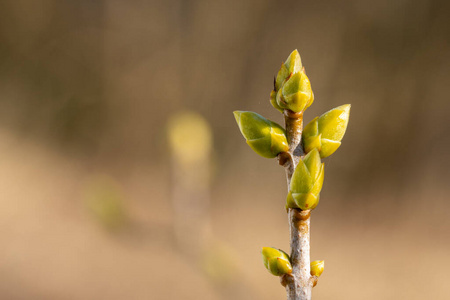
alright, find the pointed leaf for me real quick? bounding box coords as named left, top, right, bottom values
left=303, top=117, right=319, bottom=139
left=303, top=148, right=322, bottom=181
left=320, top=139, right=341, bottom=158
left=318, top=104, right=351, bottom=141
left=285, top=49, right=302, bottom=74
left=290, top=159, right=313, bottom=193
left=303, top=134, right=322, bottom=154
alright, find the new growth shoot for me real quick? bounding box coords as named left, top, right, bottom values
left=233, top=50, right=350, bottom=300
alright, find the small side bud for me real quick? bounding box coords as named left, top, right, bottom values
left=310, top=260, right=324, bottom=277
left=286, top=149, right=324, bottom=210
left=276, top=71, right=313, bottom=113
left=233, top=111, right=289, bottom=158
left=302, top=104, right=351, bottom=158
left=262, top=247, right=292, bottom=276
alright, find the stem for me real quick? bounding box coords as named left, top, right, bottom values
left=286, top=209, right=311, bottom=300
left=280, top=109, right=312, bottom=300
left=284, top=110, right=305, bottom=164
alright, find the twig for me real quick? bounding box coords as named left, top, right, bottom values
left=234, top=50, right=350, bottom=300
left=281, top=109, right=312, bottom=300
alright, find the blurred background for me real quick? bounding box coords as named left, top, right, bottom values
left=0, top=0, right=449, bottom=299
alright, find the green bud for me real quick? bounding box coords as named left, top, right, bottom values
left=275, top=50, right=302, bottom=91
left=272, top=50, right=312, bottom=114
left=262, top=247, right=292, bottom=276
left=286, top=149, right=324, bottom=210
left=310, top=260, right=324, bottom=277
left=233, top=111, right=289, bottom=158
left=276, top=71, right=313, bottom=113
left=302, top=104, right=351, bottom=158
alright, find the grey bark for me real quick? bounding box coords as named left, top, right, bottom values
left=279, top=110, right=313, bottom=300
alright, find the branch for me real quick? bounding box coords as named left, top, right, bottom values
left=279, top=109, right=313, bottom=300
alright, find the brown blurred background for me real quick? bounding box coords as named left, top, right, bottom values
left=1, top=0, right=449, bottom=299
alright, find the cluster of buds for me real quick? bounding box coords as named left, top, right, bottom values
left=270, top=50, right=314, bottom=113
left=233, top=49, right=350, bottom=289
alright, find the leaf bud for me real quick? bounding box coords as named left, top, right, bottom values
left=261, top=247, right=292, bottom=276
left=302, top=104, right=351, bottom=158
left=276, top=71, right=313, bottom=113
left=233, top=111, right=289, bottom=158
left=286, top=149, right=324, bottom=210
left=310, top=260, right=324, bottom=277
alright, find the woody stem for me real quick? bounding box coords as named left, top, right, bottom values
left=282, top=109, right=312, bottom=300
